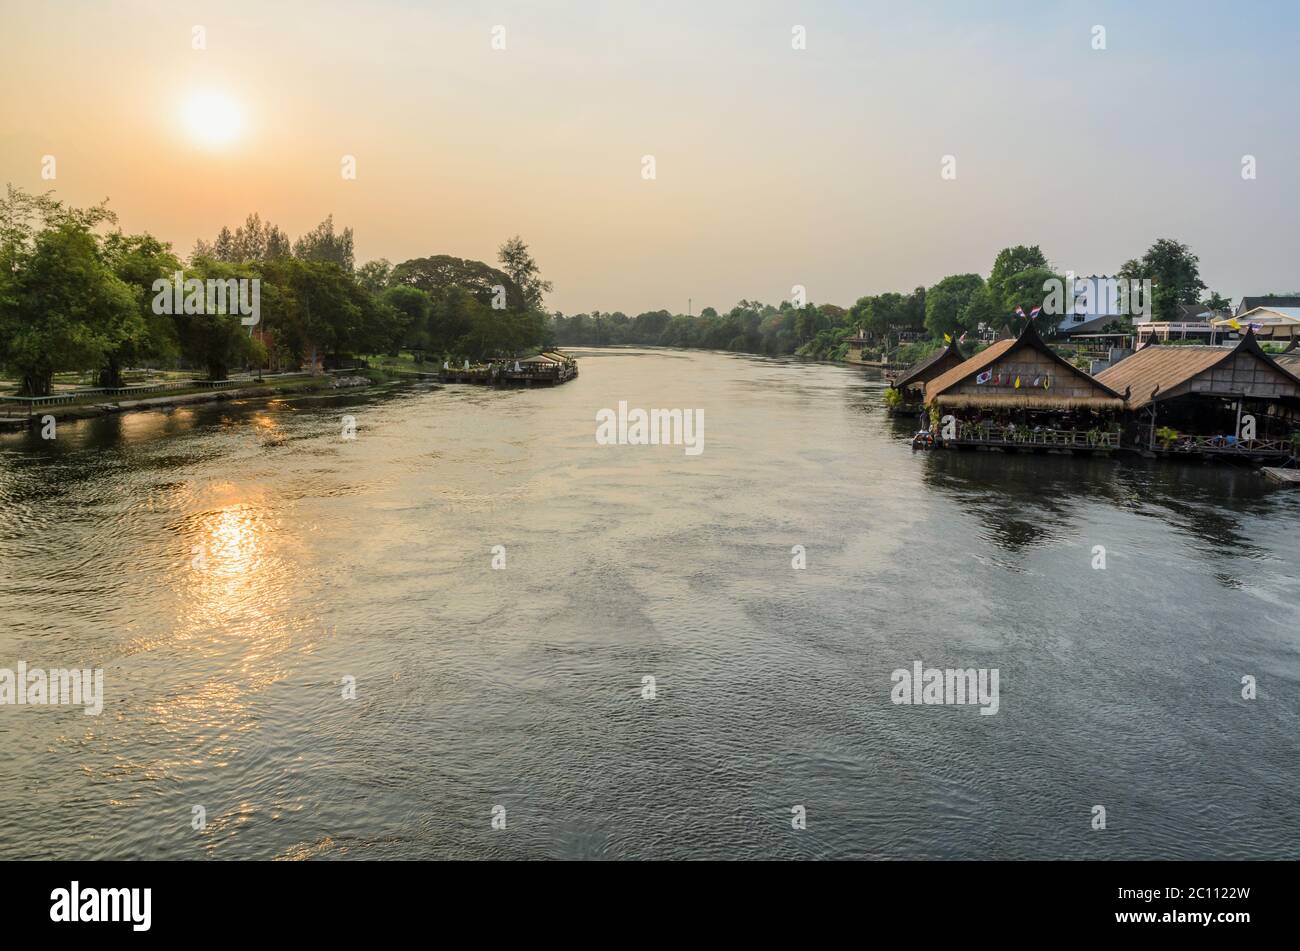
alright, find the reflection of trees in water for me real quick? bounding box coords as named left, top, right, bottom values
left=917, top=443, right=1283, bottom=556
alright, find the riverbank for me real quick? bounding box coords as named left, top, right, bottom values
left=0, top=370, right=405, bottom=431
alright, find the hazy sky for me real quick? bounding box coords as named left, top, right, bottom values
left=2, top=0, right=1297, bottom=314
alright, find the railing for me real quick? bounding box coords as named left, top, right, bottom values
left=954, top=425, right=1120, bottom=448
left=0, top=374, right=310, bottom=408
left=1157, top=435, right=1297, bottom=454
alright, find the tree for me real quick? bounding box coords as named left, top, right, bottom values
left=381, top=284, right=431, bottom=353
left=497, top=235, right=553, bottom=310
left=356, top=258, right=392, bottom=295
left=1202, top=291, right=1231, bottom=313
left=0, top=223, right=139, bottom=395
left=100, top=232, right=182, bottom=385
left=998, top=265, right=1063, bottom=333
left=171, top=259, right=258, bottom=380
left=193, top=212, right=291, bottom=263
left=1122, top=239, right=1207, bottom=321
left=293, top=215, right=355, bottom=271
left=924, top=274, right=984, bottom=339
left=961, top=284, right=1000, bottom=335
left=390, top=255, right=525, bottom=311
left=988, top=245, right=1048, bottom=305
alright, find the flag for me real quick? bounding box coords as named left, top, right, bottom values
left=1015, top=306, right=1027, bottom=319
left=958, top=332, right=968, bottom=344
left=1228, top=318, right=1242, bottom=331
left=1032, top=375, right=1042, bottom=387
left=943, top=333, right=952, bottom=343
left=1028, top=306, right=1041, bottom=320
left=1249, top=322, right=1263, bottom=332
left=976, top=370, right=992, bottom=384
left=1042, top=374, right=1051, bottom=390
left=1014, top=375, right=1021, bottom=389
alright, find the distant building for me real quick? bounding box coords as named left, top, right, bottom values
left=1234, top=295, right=1300, bottom=318
left=1053, top=275, right=1130, bottom=336
left=1213, top=306, right=1300, bottom=342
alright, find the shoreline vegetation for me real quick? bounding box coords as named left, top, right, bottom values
left=0, top=186, right=555, bottom=401
left=4, top=186, right=1296, bottom=468
left=547, top=242, right=1237, bottom=363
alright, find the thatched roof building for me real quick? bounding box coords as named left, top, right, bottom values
left=924, top=322, right=1124, bottom=411
left=891, top=341, right=966, bottom=395
left=1095, top=331, right=1300, bottom=410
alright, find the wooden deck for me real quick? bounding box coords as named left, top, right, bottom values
left=1262, top=466, right=1300, bottom=485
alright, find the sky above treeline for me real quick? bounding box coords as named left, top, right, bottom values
left=2, top=0, right=1297, bottom=314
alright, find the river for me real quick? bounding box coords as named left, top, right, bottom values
left=1, top=347, right=1297, bottom=859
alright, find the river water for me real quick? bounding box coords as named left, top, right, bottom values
left=1, top=347, right=1297, bottom=859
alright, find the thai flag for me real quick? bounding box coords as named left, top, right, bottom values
left=1028, top=306, right=1042, bottom=320
left=958, top=332, right=968, bottom=344
left=1015, top=306, right=1026, bottom=319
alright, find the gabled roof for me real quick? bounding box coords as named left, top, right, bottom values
left=1213, top=306, right=1300, bottom=327
left=924, top=321, right=1123, bottom=408
left=892, top=342, right=965, bottom=390
left=1095, top=330, right=1300, bottom=409
left=1238, top=295, right=1300, bottom=315
left=1054, top=314, right=1125, bottom=337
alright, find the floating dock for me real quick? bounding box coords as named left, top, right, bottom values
left=1262, top=467, right=1300, bottom=486
left=440, top=351, right=578, bottom=387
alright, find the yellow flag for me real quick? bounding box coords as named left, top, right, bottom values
left=943, top=333, right=952, bottom=343
left=1228, top=318, right=1241, bottom=331
left=1014, top=375, right=1021, bottom=389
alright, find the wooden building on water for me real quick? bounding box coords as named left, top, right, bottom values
left=887, top=341, right=966, bottom=411
left=923, top=322, right=1126, bottom=452
left=1095, top=330, right=1300, bottom=461
left=440, top=349, right=578, bottom=387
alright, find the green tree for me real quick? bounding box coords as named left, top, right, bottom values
left=1000, top=266, right=1063, bottom=333
left=496, top=235, right=553, bottom=310
left=193, top=212, right=291, bottom=263
left=357, top=258, right=392, bottom=295
left=381, top=284, right=431, bottom=353
left=100, top=232, right=182, bottom=385
left=0, top=223, right=138, bottom=395
left=171, top=259, right=258, bottom=380
left=924, top=273, right=984, bottom=339
left=1202, top=291, right=1231, bottom=313
left=988, top=245, right=1048, bottom=304
left=1121, top=239, right=1207, bottom=320
left=293, top=215, right=355, bottom=271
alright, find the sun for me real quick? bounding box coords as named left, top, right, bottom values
left=182, top=91, right=242, bottom=146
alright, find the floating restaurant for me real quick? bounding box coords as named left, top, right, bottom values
left=440, top=350, right=578, bottom=386
left=922, top=322, right=1126, bottom=452
left=886, top=340, right=966, bottom=411
left=1094, top=331, right=1300, bottom=462
left=897, top=322, right=1300, bottom=465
